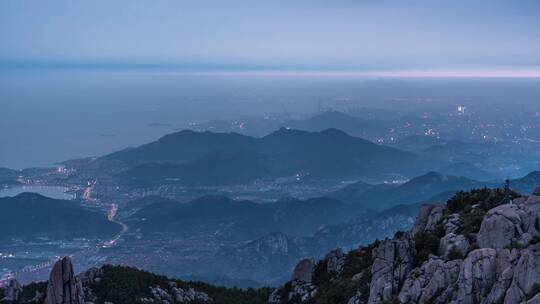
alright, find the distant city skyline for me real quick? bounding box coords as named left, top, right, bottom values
left=1, top=0, right=540, bottom=77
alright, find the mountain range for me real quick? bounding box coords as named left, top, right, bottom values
left=87, top=128, right=432, bottom=186
left=330, top=171, right=492, bottom=210
left=329, top=171, right=540, bottom=211
left=5, top=187, right=540, bottom=304
left=126, top=195, right=364, bottom=240
left=0, top=193, right=121, bottom=241
left=284, top=111, right=389, bottom=140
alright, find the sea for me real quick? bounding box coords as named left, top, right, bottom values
left=1, top=67, right=539, bottom=169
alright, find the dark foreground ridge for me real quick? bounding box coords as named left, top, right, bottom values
left=0, top=256, right=271, bottom=304
left=2, top=187, right=540, bottom=304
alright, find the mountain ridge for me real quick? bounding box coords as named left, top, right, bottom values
left=99, top=128, right=432, bottom=185
left=0, top=192, right=121, bottom=241
left=269, top=187, right=540, bottom=304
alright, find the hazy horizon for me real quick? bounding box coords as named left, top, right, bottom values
left=2, top=67, right=539, bottom=169
left=2, top=0, right=540, bottom=74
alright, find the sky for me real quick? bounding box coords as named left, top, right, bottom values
left=1, top=0, right=540, bottom=74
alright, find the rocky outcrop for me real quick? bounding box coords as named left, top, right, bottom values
left=268, top=188, right=540, bottom=304
left=291, top=258, right=315, bottom=283
left=368, top=236, right=414, bottom=304
left=504, top=244, right=540, bottom=303
left=443, top=213, right=462, bottom=235
left=171, top=286, right=212, bottom=303
left=45, top=257, right=84, bottom=304
left=148, top=285, right=174, bottom=303
left=288, top=281, right=317, bottom=303
left=484, top=266, right=514, bottom=304
left=141, top=284, right=212, bottom=304
left=324, top=248, right=345, bottom=274
left=0, top=278, right=22, bottom=302
left=347, top=291, right=365, bottom=304
left=411, top=204, right=444, bottom=236
left=438, top=233, right=469, bottom=258
left=77, top=267, right=102, bottom=286
left=269, top=258, right=318, bottom=304
left=477, top=200, right=540, bottom=249
left=398, top=257, right=461, bottom=304
left=268, top=281, right=318, bottom=304
left=454, top=248, right=498, bottom=303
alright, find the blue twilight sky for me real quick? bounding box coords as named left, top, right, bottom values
left=1, top=0, right=540, bottom=72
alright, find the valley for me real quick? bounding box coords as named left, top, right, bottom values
left=1, top=110, right=539, bottom=288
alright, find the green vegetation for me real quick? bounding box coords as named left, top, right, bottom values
left=447, top=248, right=464, bottom=260
left=341, top=245, right=375, bottom=279
left=412, top=188, right=520, bottom=264
left=393, top=230, right=405, bottom=239
left=18, top=281, right=47, bottom=303
left=9, top=187, right=524, bottom=304
left=528, top=283, right=540, bottom=301
left=277, top=245, right=376, bottom=304
left=381, top=297, right=400, bottom=304
left=447, top=188, right=519, bottom=213
left=277, top=281, right=294, bottom=303
left=308, top=245, right=375, bottom=304
left=414, top=220, right=445, bottom=267
left=506, top=240, right=527, bottom=250
left=414, top=231, right=441, bottom=267
left=450, top=188, right=520, bottom=247
left=92, top=265, right=272, bottom=304
left=276, top=187, right=525, bottom=304
left=309, top=279, right=358, bottom=304
left=530, top=236, right=540, bottom=245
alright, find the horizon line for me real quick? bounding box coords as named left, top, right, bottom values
left=2, top=62, right=540, bottom=78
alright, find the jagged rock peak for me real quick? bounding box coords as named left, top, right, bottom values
left=477, top=198, right=540, bottom=249
left=368, top=235, right=415, bottom=304
left=45, top=256, right=84, bottom=304
left=268, top=187, right=540, bottom=304
left=291, top=258, right=316, bottom=283
left=411, top=204, right=444, bottom=236
left=324, top=248, right=345, bottom=274
left=0, top=278, right=22, bottom=302
left=140, top=282, right=212, bottom=303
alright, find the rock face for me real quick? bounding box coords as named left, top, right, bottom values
left=368, top=236, right=414, bottom=304
left=269, top=258, right=318, bottom=304
left=454, top=248, right=498, bottom=303
left=291, top=258, right=315, bottom=283
left=139, top=284, right=213, bottom=304
left=268, top=188, right=540, bottom=304
left=45, top=257, right=84, bottom=304
left=439, top=233, right=469, bottom=258
left=477, top=201, right=540, bottom=249
left=77, top=267, right=102, bottom=286
left=505, top=244, right=540, bottom=303
left=443, top=213, right=462, bottom=235
left=171, top=286, right=212, bottom=303
left=411, top=204, right=445, bottom=236
left=324, top=248, right=345, bottom=274
left=399, top=257, right=461, bottom=304
left=0, top=278, right=22, bottom=302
